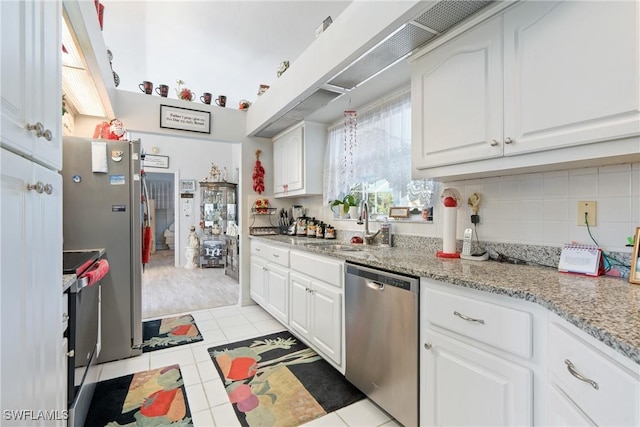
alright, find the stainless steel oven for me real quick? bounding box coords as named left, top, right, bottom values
left=63, top=250, right=109, bottom=427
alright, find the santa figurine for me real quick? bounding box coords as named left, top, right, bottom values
left=92, top=118, right=126, bottom=140
left=108, top=118, right=126, bottom=140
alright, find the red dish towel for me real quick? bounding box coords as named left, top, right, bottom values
left=80, top=259, right=110, bottom=287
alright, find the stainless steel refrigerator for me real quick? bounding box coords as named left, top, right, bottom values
left=62, top=137, right=143, bottom=363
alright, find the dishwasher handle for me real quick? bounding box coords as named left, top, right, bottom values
left=366, top=280, right=385, bottom=291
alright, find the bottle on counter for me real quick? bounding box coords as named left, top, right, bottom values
left=306, top=217, right=316, bottom=237
left=324, top=225, right=336, bottom=239
left=296, top=215, right=307, bottom=237
left=380, top=217, right=392, bottom=247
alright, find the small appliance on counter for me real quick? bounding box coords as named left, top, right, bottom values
left=437, top=187, right=462, bottom=258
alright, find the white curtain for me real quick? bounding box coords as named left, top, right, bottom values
left=323, top=90, right=412, bottom=205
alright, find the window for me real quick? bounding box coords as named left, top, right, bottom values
left=323, top=90, right=435, bottom=216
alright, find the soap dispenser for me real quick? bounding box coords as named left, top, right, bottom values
left=380, top=217, right=392, bottom=247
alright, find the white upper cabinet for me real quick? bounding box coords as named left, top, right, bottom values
left=411, top=0, right=640, bottom=180
left=502, top=0, right=639, bottom=156
left=272, top=122, right=326, bottom=198
left=1, top=0, right=62, bottom=170
left=411, top=16, right=503, bottom=169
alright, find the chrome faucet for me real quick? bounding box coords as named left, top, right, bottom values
left=357, top=201, right=380, bottom=245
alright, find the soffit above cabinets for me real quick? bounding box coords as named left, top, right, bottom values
left=62, top=0, right=116, bottom=119
left=247, top=0, right=494, bottom=139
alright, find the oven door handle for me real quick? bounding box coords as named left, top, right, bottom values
left=78, top=259, right=110, bottom=289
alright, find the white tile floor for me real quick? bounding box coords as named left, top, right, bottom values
left=93, top=304, right=399, bottom=427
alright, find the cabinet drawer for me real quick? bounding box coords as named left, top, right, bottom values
left=290, top=251, right=343, bottom=288
left=424, top=287, right=532, bottom=358
left=251, top=240, right=289, bottom=267
left=548, top=322, right=639, bottom=427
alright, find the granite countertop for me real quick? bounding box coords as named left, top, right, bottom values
left=251, top=235, right=640, bottom=365
left=63, top=274, right=76, bottom=292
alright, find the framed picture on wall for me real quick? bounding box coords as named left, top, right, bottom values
left=144, top=154, right=169, bottom=168
left=180, top=179, right=196, bottom=193
left=160, top=104, right=211, bottom=134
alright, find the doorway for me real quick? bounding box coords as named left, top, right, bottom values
left=141, top=172, right=239, bottom=319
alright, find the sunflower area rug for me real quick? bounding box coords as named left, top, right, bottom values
left=208, top=331, right=365, bottom=427
left=84, top=364, right=193, bottom=426
left=142, top=314, right=203, bottom=353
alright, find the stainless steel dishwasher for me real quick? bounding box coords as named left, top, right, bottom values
left=345, top=262, right=419, bottom=427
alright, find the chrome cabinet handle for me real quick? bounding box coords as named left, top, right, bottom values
left=453, top=311, right=485, bottom=324
left=25, top=122, right=53, bottom=141
left=27, top=181, right=44, bottom=193
left=424, top=343, right=432, bottom=350
left=504, top=137, right=514, bottom=144
left=255, top=248, right=261, bottom=252
left=41, top=129, right=53, bottom=141
left=490, top=139, right=499, bottom=147
left=26, top=122, right=44, bottom=134
left=44, top=183, right=53, bottom=195
left=565, top=359, right=599, bottom=390
left=272, top=253, right=279, bottom=258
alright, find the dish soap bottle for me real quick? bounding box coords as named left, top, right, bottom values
left=380, top=217, right=392, bottom=247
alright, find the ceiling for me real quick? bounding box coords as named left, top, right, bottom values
left=100, top=0, right=357, bottom=122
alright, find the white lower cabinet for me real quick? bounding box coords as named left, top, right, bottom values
left=249, top=239, right=345, bottom=372
left=421, top=279, right=640, bottom=427
left=249, top=256, right=267, bottom=306
left=289, top=271, right=342, bottom=368
left=264, top=263, right=289, bottom=325
left=250, top=241, right=289, bottom=325
left=420, top=279, right=540, bottom=426
left=547, top=315, right=640, bottom=426
left=547, top=383, right=596, bottom=426
left=421, top=329, right=532, bottom=426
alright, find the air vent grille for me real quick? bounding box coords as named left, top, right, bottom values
left=414, top=0, right=493, bottom=33
left=328, top=24, right=435, bottom=90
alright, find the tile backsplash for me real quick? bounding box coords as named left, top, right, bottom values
left=304, top=163, right=639, bottom=254
left=446, top=163, right=639, bottom=252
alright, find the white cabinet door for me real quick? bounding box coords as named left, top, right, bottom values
left=412, top=16, right=503, bottom=169
left=1, top=149, right=64, bottom=423
left=310, top=280, right=342, bottom=367
left=289, top=272, right=311, bottom=339
left=273, top=125, right=303, bottom=195
left=265, top=263, right=289, bottom=324
left=547, top=384, right=596, bottom=427
left=272, top=122, right=325, bottom=198
left=1, top=0, right=61, bottom=170
left=250, top=256, right=267, bottom=306
left=503, top=0, right=640, bottom=156
left=421, top=329, right=533, bottom=426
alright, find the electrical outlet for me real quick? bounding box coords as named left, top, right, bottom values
left=577, top=201, right=597, bottom=226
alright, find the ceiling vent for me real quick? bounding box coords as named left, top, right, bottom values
left=252, top=0, right=493, bottom=138
left=327, top=0, right=493, bottom=91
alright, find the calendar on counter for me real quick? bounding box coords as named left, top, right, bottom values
left=558, top=243, right=605, bottom=276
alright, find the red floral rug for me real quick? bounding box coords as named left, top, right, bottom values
left=142, top=314, right=203, bottom=353
left=208, top=331, right=364, bottom=426
left=85, top=364, right=192, bottom=426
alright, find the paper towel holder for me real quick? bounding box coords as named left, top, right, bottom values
left=437, top=187, right=462, bottom=258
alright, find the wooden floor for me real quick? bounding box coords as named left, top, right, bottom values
left=141, top=250, right=239, bottom=319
